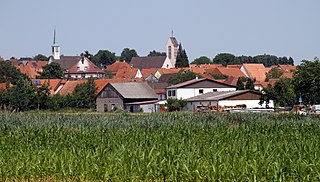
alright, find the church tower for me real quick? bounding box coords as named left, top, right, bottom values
left=166, top=31, right=179, bottom=67
left=52, top=29, right=60, bottom=60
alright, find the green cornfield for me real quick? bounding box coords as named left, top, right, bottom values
left=0, top=112, right=320, bottom=181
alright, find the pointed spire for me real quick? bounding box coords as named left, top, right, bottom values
left=53, top=28, right=56, bottom=45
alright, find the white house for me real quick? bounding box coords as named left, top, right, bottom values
left=166, top=78, right=236, bottom=100
left=185, top=90, right=274, bottom=111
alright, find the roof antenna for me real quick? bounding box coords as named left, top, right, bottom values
left=171, top=30, right=174, bottom=37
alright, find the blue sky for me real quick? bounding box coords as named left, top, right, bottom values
left=0, top=0, right=319, bottom=65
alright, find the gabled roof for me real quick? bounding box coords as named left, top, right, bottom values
left=67, top=57, right=104, bottom=74
left=59, top=78, right=127, bottom=96
left=115, top=67, right=140, bottom=80
left=210, top=67, right=246, bottom=78
left=241, top=64, right=268, bottom=82
left=186, top=90, right=261, bottom=102
left=167, top=78, right=236, bottom=89
left=158, top=73, right=177, bottom=83
left=131, top=56, right=167, bottom=69
left=106, top=61, right=131, bottom=74
left=15, top=64, right=39, bottom=79
left=109, top=82, right=158, bottom=99
left=52, top=56, right=81, bottom=70
left=32, top=79, right=62, bottom=94
left=223, top=76, right=239, bottom=86
left=169, top=37, right=179, bottom=47
left=158, top=68, right=183, bottom=74
left=141, top=68, right=158, bottom=78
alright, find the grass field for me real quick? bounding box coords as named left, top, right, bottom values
left=0, top=112, right=320, bottom=181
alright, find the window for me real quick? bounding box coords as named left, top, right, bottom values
left=213, top=89, right=217, bottom=92
left=168, top=90, right=172, bottom=96
left=168, top=46, right=172, bottom=59
left=199, top=89, right=204, bottom=94
left=172, top=90, right=176, bottom=96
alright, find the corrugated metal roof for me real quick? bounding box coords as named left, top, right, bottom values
left=186, top=90, right=261, bottom=101
left=167, top=78, right=236, bottom=89
left=110, top=82, right=158, bottom=99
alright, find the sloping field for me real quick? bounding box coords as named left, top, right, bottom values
left=0, top=112, right=320, bottom=181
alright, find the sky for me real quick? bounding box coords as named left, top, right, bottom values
left=0, top=0, right=319, bottom=65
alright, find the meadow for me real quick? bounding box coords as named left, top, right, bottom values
left=0, top=112, right=320, bottom=181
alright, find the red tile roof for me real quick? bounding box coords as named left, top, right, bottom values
left=141, top=68, right=158, bottom=78
left=242, top=64, right=268, bottom=82
left=223, top=76, right=239, bottom=86
left=167, top=77, right=235, bottom=89
left=58, top=79, right=128, bottom=96
left=209, top=67, right=246, bottom=78
left=190, top=64, right=223, bottom=69
left=0, top=58, right=4, bottom=62
left=32, top=79, right=62, bottom=95
left=106, top=61, right=131, bottom=74
left=115, top=67, right=140, bottom=80
left=0, top=83, right=11, bottom=91
left=158, top=68, right=183, bottom=74
left=15, top=65, right=39, bottom=79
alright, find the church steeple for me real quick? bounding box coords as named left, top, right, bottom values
left=52, top=28, right=60, bottom=60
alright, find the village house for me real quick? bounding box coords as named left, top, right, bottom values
left=96, top=82, right=158, bottom=112
left=166, top=77, right=236, bottom=100
left=48, top=31, right=105, bottom=79
left=185, top=90, right=274, bottom=111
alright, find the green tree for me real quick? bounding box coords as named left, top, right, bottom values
left=0, top=61, right=29, bottom=84
left=236, top=77, right=246, bottom=90
left=210, top=73, right=228, bottom=80
left=35, top=83, right=51, bottom=110
left=34, top=54, right=48, bottom=61
left=82, top=51, right=94, bottom=61
left=165, top=98, right=187, bottom=111
left=265, top=68, right=284, bottom=81
left=245, top=78, right=255, bottom=90
left=72, top=78, right=97, bottom=109
left=212, top=53, right=236, bottom=66
left=148, top=50, right=166, bottom=57
left=293, top=59, right=320, bottom=104
left=191, top=56, right=212, bottom=65
left=260, top=78, right=296, bottom=107
left=93, top=50, right=117, bottom=67
left=120, top=48, right=138, bottom=63
left=169, top=70, right=202, bottom=85
left=40, top=62, right=65, bottom=79
left=6, top=79, right=36, bottom=111
left=175, top=44, right=189, bottom=68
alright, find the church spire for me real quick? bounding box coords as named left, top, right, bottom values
left=51, top=27, right=60, bottom=60
left=53, top=28, right=56, bottom=45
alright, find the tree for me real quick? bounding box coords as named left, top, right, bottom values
left=120, top=48, right=138, bottom=63
left=93, top=50, right=117, bottom=67
left=35, top=83, right=51, bottom=110
left=236, top=77, right=246, bottom=90
left=0, top=61, right=29, bottom=84
left=82, top=51, right=94, bottom=61
left=34, top=54, right=48, bottom=61
left=236, top=77, right=255, bottom=90
left=148, top=50, right=166, bottom=57
left=210, top=73, right=228, bottom=80
left=169, top=70, right=202, bottom=85
left=40, top=62, right=65, bottom=79
left=212, top=53, right=236, bottom=66
left=260, top=78, right=296, bottom=107
left=191, top=56, right=212, bottom=65
left=6, top=78, right=36, bottom=111
left=165, top=98, right=187, bottom=111
left=293, top=59, right=320, bottom=104
left=72, top=78, right=97, bottom=109
left=175, top=44, right=189, bottom=68
left=265, top=68, right=284, bottom=81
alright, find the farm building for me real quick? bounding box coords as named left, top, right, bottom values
left=185, top=90, right=274, bottom=111
left=166, top=77, right=236, bottom=100
left=96, top=82, right=158, bottom=112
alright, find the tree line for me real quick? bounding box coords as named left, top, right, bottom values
left=191, top=53, right=294, bottom=67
